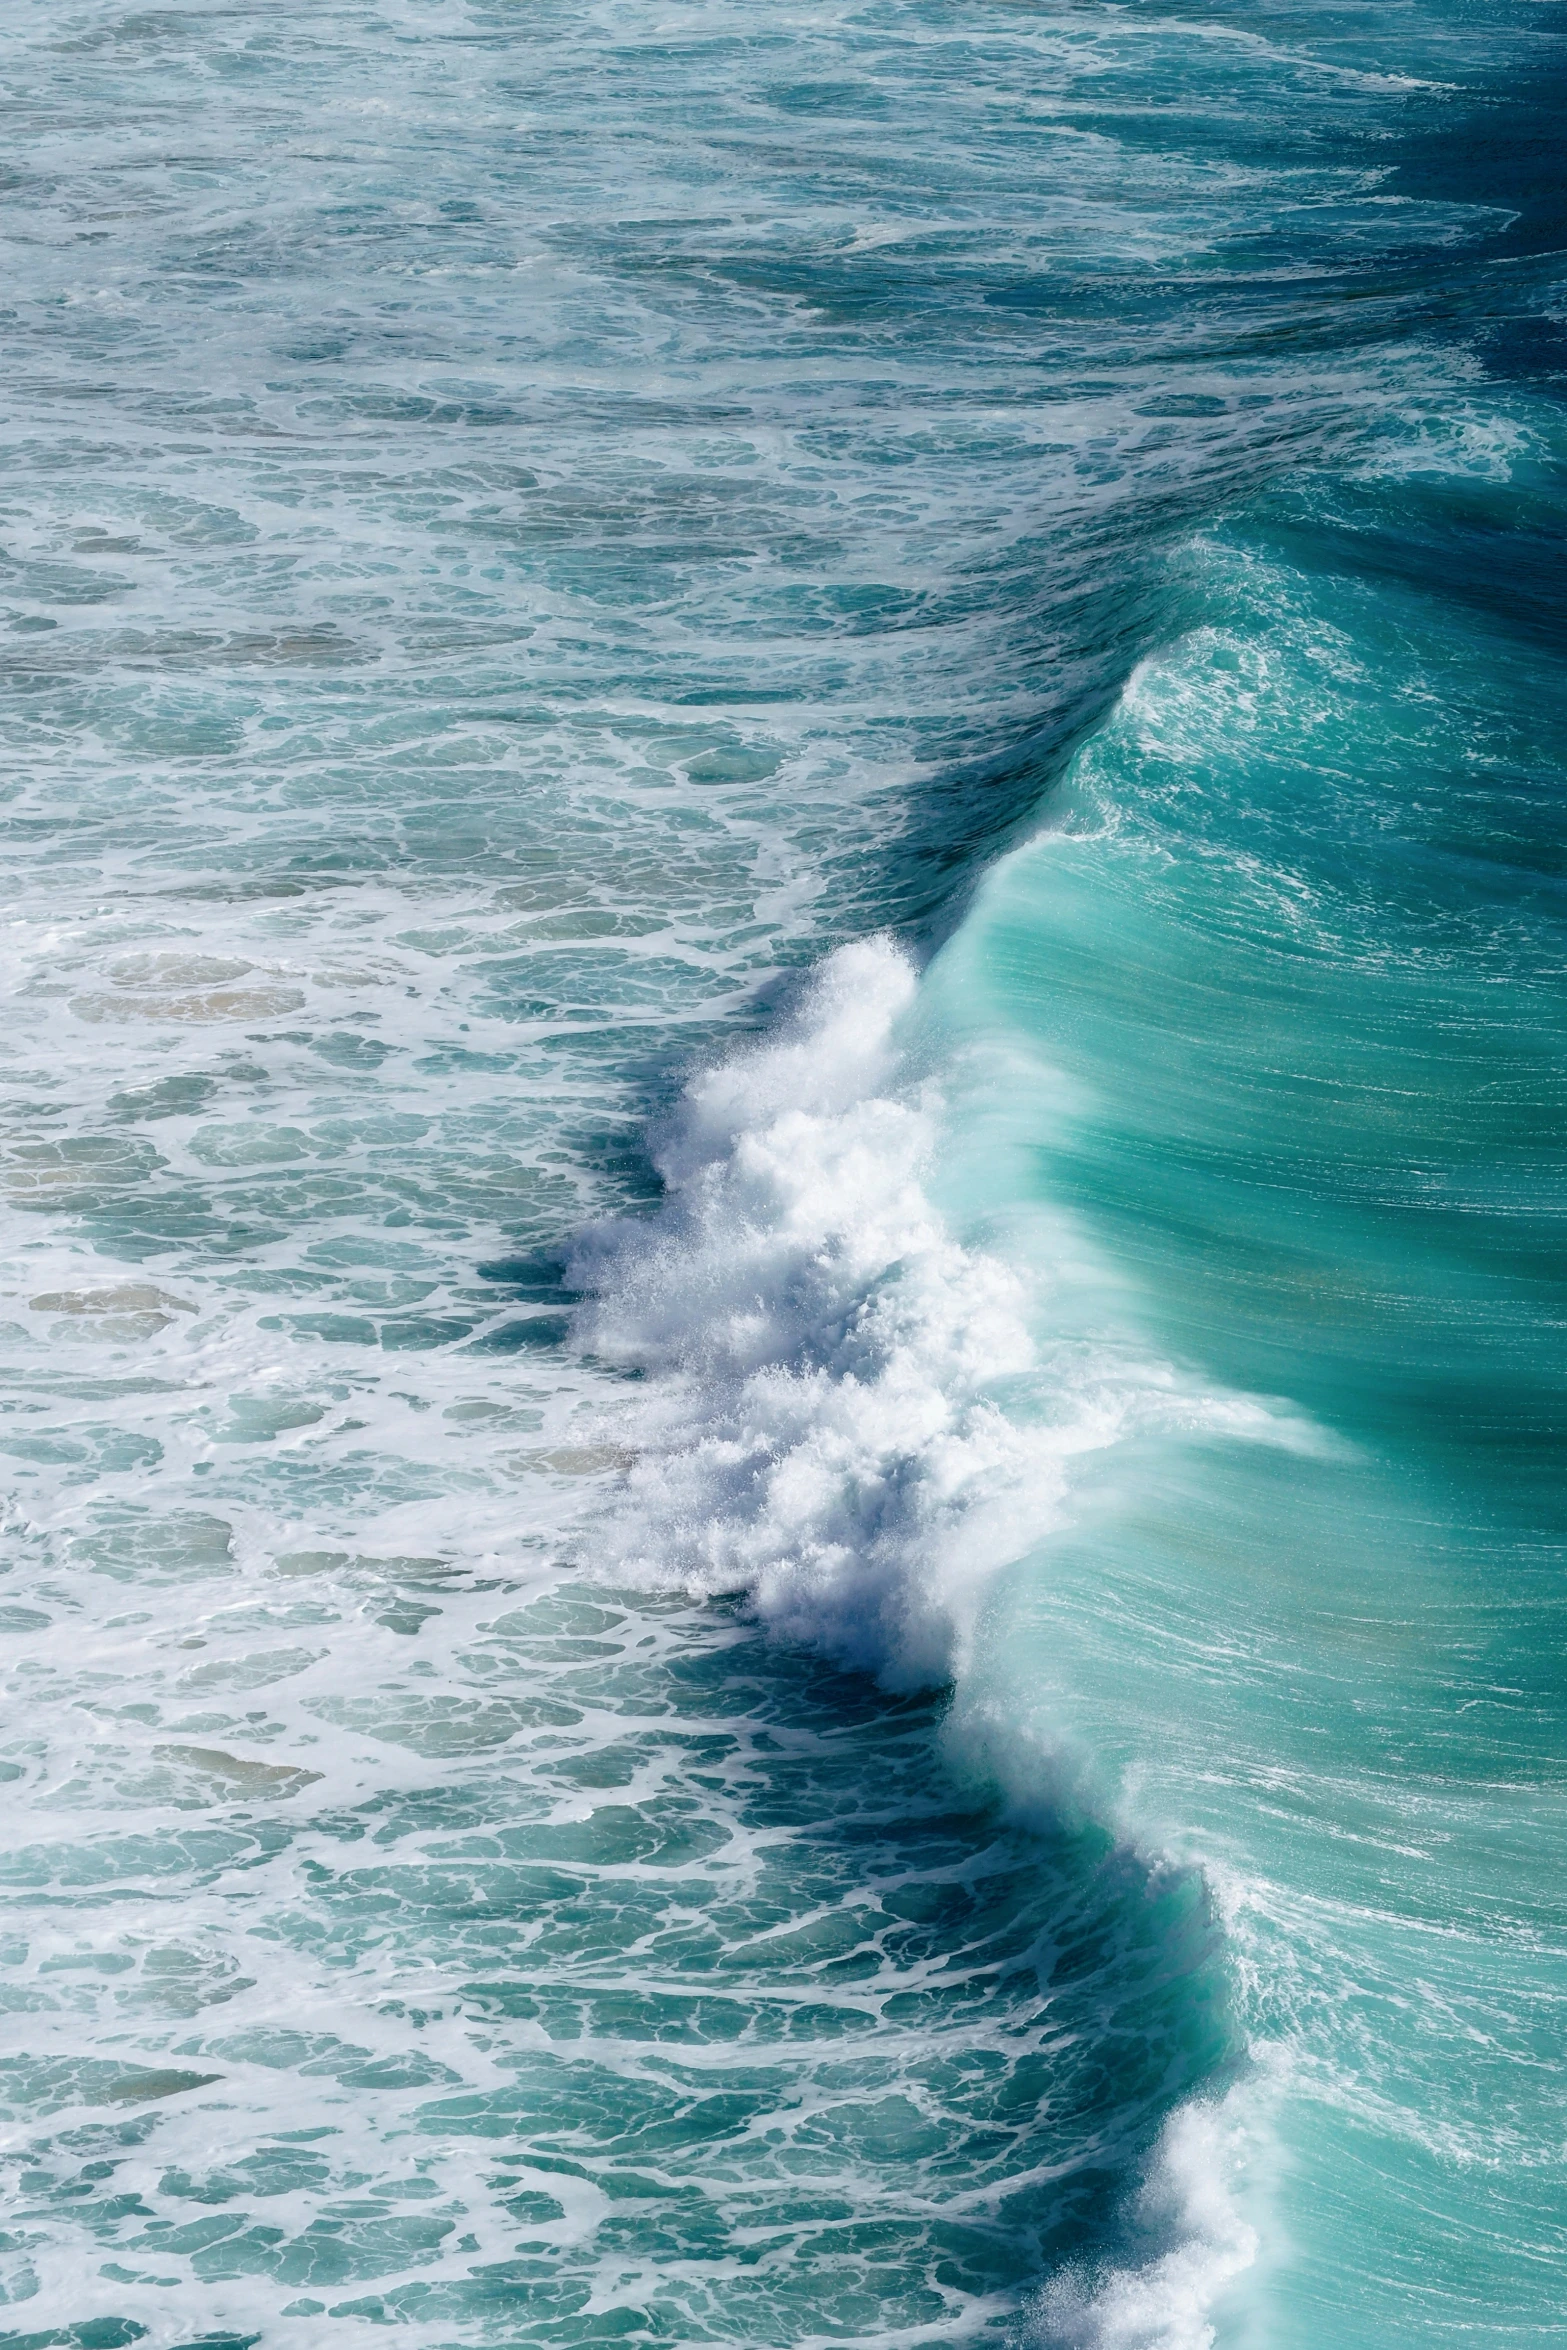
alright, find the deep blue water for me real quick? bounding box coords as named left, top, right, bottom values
left=0, top=4, right=1564, bottom=2345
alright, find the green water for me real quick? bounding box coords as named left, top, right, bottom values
left=1, top=1, right=1564, bottom=2344
left=926, top=471, right=1567, bottom=2343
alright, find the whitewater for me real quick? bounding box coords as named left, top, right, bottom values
left=1, top=3, right=1564, bottom=2347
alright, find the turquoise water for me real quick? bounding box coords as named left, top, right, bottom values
left=1, top=2, right=1564, bottom=2344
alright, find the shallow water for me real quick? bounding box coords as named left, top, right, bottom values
left=1, top=2, right=1564, bottom=2345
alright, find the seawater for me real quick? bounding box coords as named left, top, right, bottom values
left=1, top=3, right=1564, bottom=2345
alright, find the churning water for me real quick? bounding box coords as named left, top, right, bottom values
left=2, top=4, right=1565, bottom=2346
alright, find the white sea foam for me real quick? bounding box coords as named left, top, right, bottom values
left=577, top=937, right=1072, bottom=1686
left=1027, top=2088, right=1267, bottom=2350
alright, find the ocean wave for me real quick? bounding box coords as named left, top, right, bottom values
left=1027, top=2087, right=1267, bottom=2350
left=575, top=936, right=1277, bottom=1697
left=570, top=929, right=1320, bottom=2337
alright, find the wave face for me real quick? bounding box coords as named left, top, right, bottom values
left=922, top=494, right=1567, bottom=2341
left=1, top=0, right=1565, bottom=2345
left=578, top=935, right=1288, bottom=1704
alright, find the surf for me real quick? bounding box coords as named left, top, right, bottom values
left=0, top=3, right=1564, bottom=2346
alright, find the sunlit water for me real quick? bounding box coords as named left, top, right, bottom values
left=2, top=4, right=1565, bottom=2346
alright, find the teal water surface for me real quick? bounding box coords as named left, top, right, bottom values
left=0, top=3, right=1563, bottom=2346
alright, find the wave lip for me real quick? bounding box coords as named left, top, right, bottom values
left=578, top=934, right=1292, bottom=1697
left=575, top=936, right=1086, bottom=1689
left=1028, top=2086, right=1269, bottom=2350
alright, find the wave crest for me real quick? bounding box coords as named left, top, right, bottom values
left=576, top=935, right=1273, bottom=1694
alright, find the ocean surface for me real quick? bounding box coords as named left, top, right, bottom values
left=1, top=4, right=1565, bottom=2346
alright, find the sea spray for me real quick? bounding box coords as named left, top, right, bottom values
left=578, top=935, right=1301, bottom=1684
left=575, top=939, right=1037, bottom=1685
left=1028, top=2089, right=1268, bottom=2350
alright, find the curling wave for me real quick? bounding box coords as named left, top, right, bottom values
left=572, top=929, right=1319, bottom=2346
left=576, top=936, right=1285, bottom=1696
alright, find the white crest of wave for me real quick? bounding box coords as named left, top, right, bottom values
left=575, top=935, right=1263, bottom=1692
left=576, top=936, right=1038, bottom=1684
left=1028, top=2091, right=1264, bottom=2350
